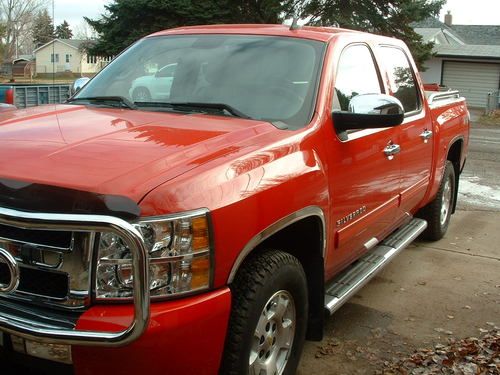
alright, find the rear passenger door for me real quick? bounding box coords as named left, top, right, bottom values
left=378, top=46, right=433, bottom=213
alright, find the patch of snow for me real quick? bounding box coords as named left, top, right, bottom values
left=458, top=176, right=500, bottom=210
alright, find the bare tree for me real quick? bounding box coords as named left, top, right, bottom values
left=74, top=20, right=98, bottom=41
left=1, top=0, right=46, bottom=59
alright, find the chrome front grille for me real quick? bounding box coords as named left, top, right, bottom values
left=0, top=206, right=150, bottom=347
left=0, top=223, right=94, bottom=309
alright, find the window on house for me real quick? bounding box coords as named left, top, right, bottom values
left=51, top=54, right=60, bottom=63
left=66, top=54, right=71, bottom=63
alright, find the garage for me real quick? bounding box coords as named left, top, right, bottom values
left=442, top=61, right=500, bottom=108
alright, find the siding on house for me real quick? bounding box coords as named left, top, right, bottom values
left=35, top=41, right=82, bottom=74
left=34, top=39, right=110, bottom=75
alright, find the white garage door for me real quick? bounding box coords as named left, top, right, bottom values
left=442, top=61, right=500, bottom=108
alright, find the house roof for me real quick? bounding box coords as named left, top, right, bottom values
left=413, top=18, right=500, bottom=46
left=434, top=44, right=500, bottom=59
left=413, top=17, right=500, bottom=60
left=449, top=25, right=500, bottom=46
left=414, top=27, right=465, bottom=45
left=414, top=28, right=441, bottom=41
left=33, top=39, right=95, bottom=53
left=60, top=39, right=88, bottom=49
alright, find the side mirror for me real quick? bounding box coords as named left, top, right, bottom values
left=332, top=94, right=405, bottom=132
left=71, top=77, right=91, bottom=96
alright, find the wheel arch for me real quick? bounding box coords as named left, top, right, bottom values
left=227, top=206, right=327, bottom=341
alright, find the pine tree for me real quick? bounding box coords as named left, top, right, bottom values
left=32, top=9, right=54, bottom=47
left=85, top=0, right=445, bottom=68
left=55, top=20, right=73, bottom=39
left=85, top=0, right=236, bottom=56
left=303, top=0, right=446, bottom=69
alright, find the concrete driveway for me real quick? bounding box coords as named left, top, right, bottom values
left=298, top=210, right=500, bottom=374
left=299, top=122, right=500, bottom=374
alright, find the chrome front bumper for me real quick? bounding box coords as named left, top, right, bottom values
left=0, top=206, right=150, bottom=347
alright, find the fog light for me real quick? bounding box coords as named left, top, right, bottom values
left=25, top=340, right=72, bottom=364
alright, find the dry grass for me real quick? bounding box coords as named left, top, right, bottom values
left=480, top=110, right=500, bottom=126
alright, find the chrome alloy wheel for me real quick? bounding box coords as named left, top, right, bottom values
left=440, top=177, right=452, bottom=226
left=249, top=290, right=296, bottom=375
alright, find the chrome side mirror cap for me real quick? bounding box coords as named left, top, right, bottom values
left=333, top=93, right=405, bottom=132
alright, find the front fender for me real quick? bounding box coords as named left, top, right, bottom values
left=139, top=144, right=330, bottom=288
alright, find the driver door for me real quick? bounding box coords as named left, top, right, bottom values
left=324, top=43, right=404, bottom=278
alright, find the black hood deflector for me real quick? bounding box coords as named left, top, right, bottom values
left=0, top=178, right=140, bottom=220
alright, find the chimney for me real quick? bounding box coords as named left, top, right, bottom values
left=444, top=10, right=452, bottom=27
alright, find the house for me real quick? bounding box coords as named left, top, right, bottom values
left=33, top=39, right=112, bottom=76
left=414, top=12, right=500, bottom=109
left=1, top=55, right=35, bottom=78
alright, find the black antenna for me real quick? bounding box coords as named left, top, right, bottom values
left=52, top=0, right=55, bottom=90
left=290, top=17, right=301, bottom=31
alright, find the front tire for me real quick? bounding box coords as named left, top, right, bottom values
left=132, top=87, right=151, bottom=102
left=221, top=250, right=308, bottom=375
left=418, top=160, right=456, bottom=241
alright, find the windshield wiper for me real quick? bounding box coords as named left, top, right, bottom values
left=134, top=101, right=251, bottom=119
left=66, top=96, right=137, bottom=110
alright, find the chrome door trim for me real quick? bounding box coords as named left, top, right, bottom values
left=0, top=206, right=149, bottom=347
left=227, top=206, right=326, bottom=284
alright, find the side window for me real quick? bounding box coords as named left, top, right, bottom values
left=333, top=44, right=382, bottom=111
left=379, top=47, right=420, bottom=113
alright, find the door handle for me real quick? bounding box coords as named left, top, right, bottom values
left=383, top=144, right=400, bottom=160
left=420, top=129, right=433, bottom=143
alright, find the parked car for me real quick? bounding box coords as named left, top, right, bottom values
left=0, top=25, right=469, bottom=375
left=129, top=63, right=177, bottom=101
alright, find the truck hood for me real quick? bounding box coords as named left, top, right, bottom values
left=0, top=104, right=275, bottom=203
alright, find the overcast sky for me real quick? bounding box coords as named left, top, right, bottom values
left=439, top=0, right=500, bottom=25
left=53, top=0, right=500, bottom=31
left=53, top=0, right=107, bottom=29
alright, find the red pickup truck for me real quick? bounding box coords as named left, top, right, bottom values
left=0, top=25, right=469, bottom=375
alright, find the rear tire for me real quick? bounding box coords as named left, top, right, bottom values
left=418, top=160, right=456, bottom=241
left=221, top=250, right=308, bottom=375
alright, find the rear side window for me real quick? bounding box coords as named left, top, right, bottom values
left=333, top=44, right=382, bottom=111
left=379, top=47, right=420, bottom=113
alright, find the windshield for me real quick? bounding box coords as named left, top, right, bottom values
left=76, top=34, right=326, bottom=128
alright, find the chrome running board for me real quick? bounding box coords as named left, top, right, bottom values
left=324, top=218, right=427, bottom=314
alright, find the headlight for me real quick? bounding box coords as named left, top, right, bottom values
left=95, top=209, right=212, bottom=300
